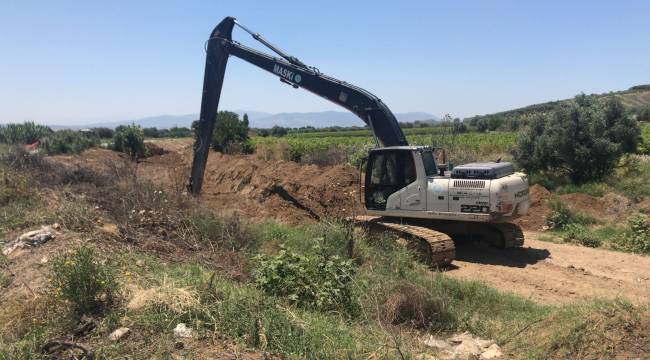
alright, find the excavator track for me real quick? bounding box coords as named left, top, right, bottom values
left=351, top=216, right=455, bottom=267
left=490, top=222, right=525, bottom=248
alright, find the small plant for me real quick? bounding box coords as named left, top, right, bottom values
left=545, top=200, right=574, bottom=229
left=49, top=245, right=118, bottom=313
left=562, top=224, right=601, bottom=248
left=545, top=199, right=596, bottom=230
left=619, top=213, right=650, bottom=254
left=382, top=281, right=454, bottom=331
left=112, top=124, right=145, bottom=160
left=185, top=211, right=258, bottom=250
left=253, top=245, right=356, bottom=312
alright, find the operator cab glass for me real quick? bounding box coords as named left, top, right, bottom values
left=421, top=150, right=437, bottom=177
left=365, top=149, right=417, bottom=210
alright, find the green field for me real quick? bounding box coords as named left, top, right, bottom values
left=252, top=128, right=518, bottom=164
left=252, top=122, right=650, bottom=164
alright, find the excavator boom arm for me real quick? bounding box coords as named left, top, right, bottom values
left=189, top=16, right=407, bottom=194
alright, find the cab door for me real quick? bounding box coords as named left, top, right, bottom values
left=365, top=150, right=423, bottom=211
left=398, top=151, right=425, bottom=211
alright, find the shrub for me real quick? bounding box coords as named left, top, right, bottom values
left=619, top=213, right=650, bottom=254
left=301, top=145, right=349, bottom=166
left=40, top=130, right=98, bottom=155
left=185, top=211, right=259, bottom=250
left=555, top=182, right=609, bottom=197
left=514, top=95, right=640, bottom=183
left=49, top=245, right=118, bottom=313
left=270, top=126, right=288, bottom=137
left=253, top=246, right=356, bottom=312
left=211, top=111, right=251, bottom=153
left=562, top=224, right=601, bottom=247
left=91, top=127, right=114, bottom=139
left=381, top=281, right=453, bottom=330
left=255, top=141, right=291, bottom=161
left=0, top=122, right=51, bottom=144
left=545, top=199, right=596, bottom=230
left=113, top=124, right=145, bottom=160
left=546, top=200, right=574, bottom=229
left=143, top=127, right=160, bottom=138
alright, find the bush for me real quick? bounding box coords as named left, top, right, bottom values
left=270, top=126, right=288, bottom=137
left=113, top=124, right=145, bottom=160
left=545, top=200, right=596, bottom=230
left=0, top=122, right=51, bottom=144
left=40, top=130, right=98, bottom=155
left=561, top=224, right=601, bottom=247
left=211, top=111, right=252, bottom=153
left=185, top=211, right=259, bottom=250
left=49, top=245, right=118, bottom=313
left=619, top=213, right=650, bottom=254
left=452, top=118, right=467, bottom=134
left=253, top=246, right=356, bottom=312
left=382, top=281, right=453, bottom=330
left=514, top=95, right=640, bottom=183
left=91, top=127, right=114, bottom=139
left=301, top=145, right=349, bottom=166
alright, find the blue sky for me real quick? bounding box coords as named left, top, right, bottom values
left=1, top=0, right=648, bottom=125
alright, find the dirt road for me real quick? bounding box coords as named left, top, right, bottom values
left=448, top=232, right=650, bottom=304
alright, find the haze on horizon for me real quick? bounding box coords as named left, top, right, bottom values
left=1, top=0, right=648, bottom=126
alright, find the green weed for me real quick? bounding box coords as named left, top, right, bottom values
left=49, top=244, right=119, bottom=314
left=545, top=199, right=597, bottom=230
left=253, top=245, right=356, bottom=313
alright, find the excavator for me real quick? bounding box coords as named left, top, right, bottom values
left=189, top=17, right=530, bottom=266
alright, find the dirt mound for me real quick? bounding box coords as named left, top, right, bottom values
left=515, top=184, right=552, bottom=230
left=143, top=142, right=169, bottom=157
left=559, top=192, right=633, bottom=221
left=129, top=139, right=362, bottom=224
left=198, top=153, right=361, bottom=224
left=515, top=185, right=634, bottom=230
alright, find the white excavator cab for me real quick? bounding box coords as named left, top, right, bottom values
left=364, top=146, right=530, bottom=224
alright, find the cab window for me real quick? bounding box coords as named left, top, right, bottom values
left=365, top=150, right=417, bottom=210
left=421, top=150, right=437, bottom=177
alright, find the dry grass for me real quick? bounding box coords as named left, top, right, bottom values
left=381, top=281, right=453, bottom=331
left=301, top=146, right=349, bottom=167
left=255, top=142, right=291, bottom=161
left=127, top=282, right=199, bottom=314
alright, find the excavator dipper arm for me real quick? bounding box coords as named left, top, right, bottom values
left=189, top=16, right=407, bottom=194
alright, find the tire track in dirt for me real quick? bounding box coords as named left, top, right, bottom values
left=447, top=232, right=650, bottom=304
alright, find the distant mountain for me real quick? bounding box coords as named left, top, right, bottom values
left=77, top=114, right=199, bottom=130
left=49, top=111, right=439, bottom=129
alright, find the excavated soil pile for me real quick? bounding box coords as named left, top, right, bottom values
left=195, top=153, right=362, bottom=224
left=56, top=140, right=363, bottom=225
left=515, top=184, right=552, bottom=230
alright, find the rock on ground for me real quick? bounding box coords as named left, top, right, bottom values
left=2, top=226, right=56, bottom=256
left=108, top=327, right=130, bottom=341
left=480, top=344, right=503, bottom=359
left=174, top=323, right=193, bottom=338
left=422, top=332, right=502, bottom=359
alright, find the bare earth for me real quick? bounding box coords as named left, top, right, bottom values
left=51, top=139, right=650, bottom=305
left=449, top=232, right=650, bottom=304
